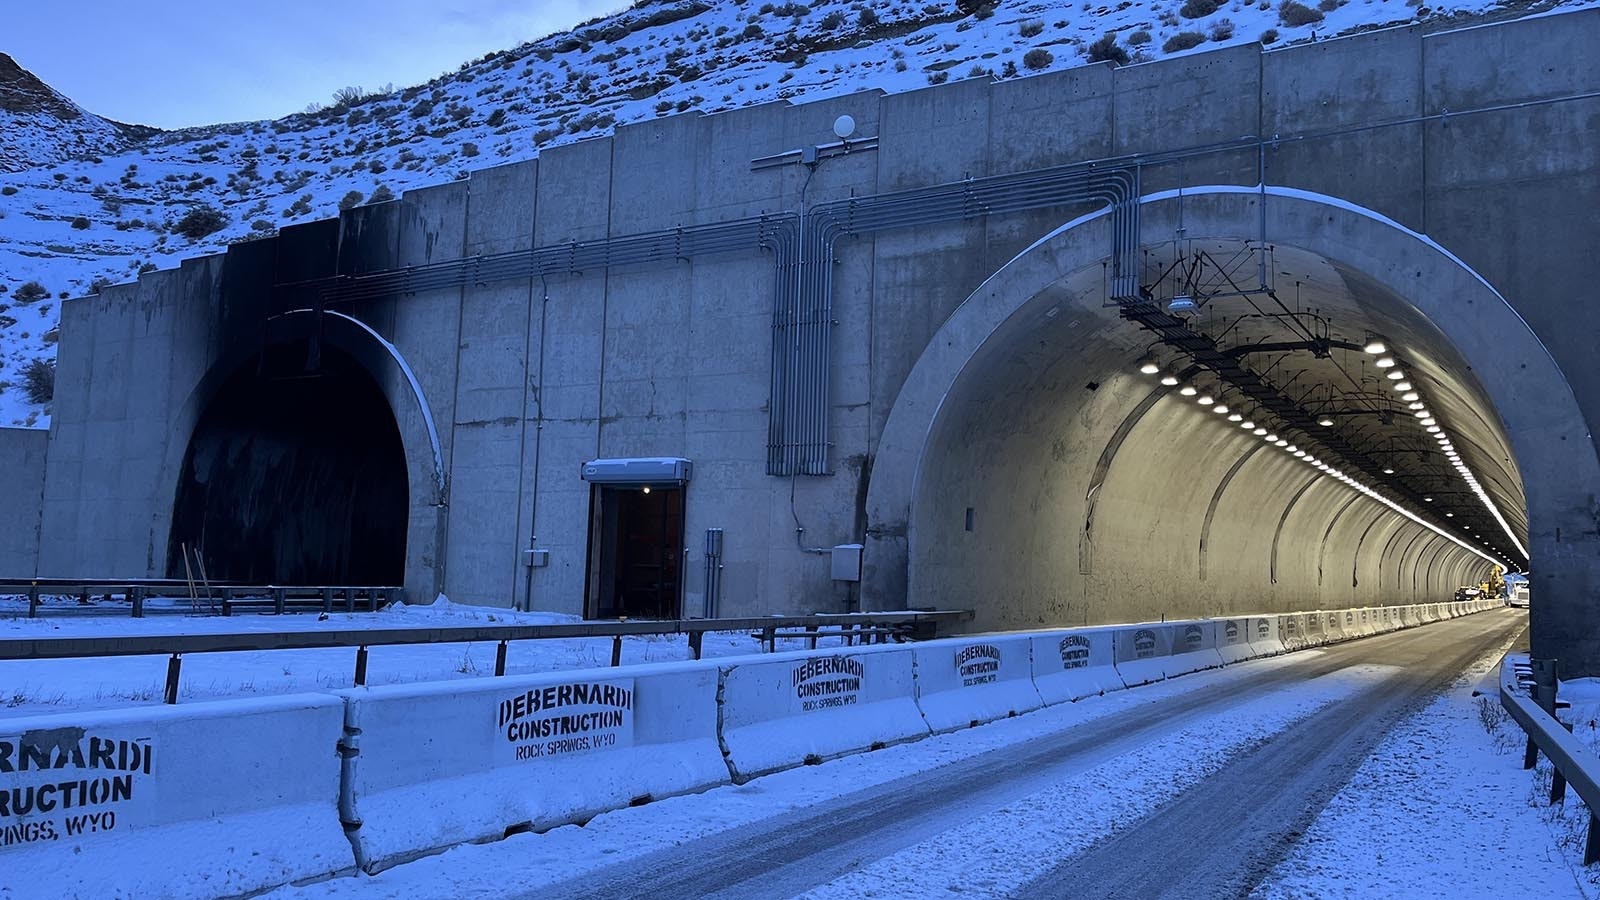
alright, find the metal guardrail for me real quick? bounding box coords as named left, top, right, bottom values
left=1498, top=653, right=1600, bottom=864
left=0, top=609, right=973, bottom=706
left=0, top=578, right=402, bottom=618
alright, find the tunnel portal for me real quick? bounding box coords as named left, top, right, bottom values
left=167, top=341, right=408, bottom=586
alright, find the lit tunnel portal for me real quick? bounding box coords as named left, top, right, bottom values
left=909, top=239, right=1525, bottom=631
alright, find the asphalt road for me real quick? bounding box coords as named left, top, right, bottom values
left=516, top=610, right=1523, bottom=900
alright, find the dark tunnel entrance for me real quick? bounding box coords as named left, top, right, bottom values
left=167, top=341, right=408, bottom=586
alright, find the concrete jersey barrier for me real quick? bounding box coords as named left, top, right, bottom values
left=720, top=644, right=928, bottom=782
left=1030, top=627, right=1126, bottom=704
left=1246, top=615, right=1287, bottom=656
left=1215, top=618, right=1256, bottom=664
left=338, top=660, right=727, bottom=873
left=912, top=634, right=1043, bottom=732
left=0, top=694, right=349, bottom=899
left=1113, top=624, right=1173, bottom=686
left=1167, top=620, right=1226, bottom=675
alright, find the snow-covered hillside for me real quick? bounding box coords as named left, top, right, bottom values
left=0, top=0, right=1588, bottom=428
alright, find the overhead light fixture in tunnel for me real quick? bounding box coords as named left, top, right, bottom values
left=1317, top=416, right=1334, bottom=426
left=1274, top=438, right=1289, bottom=447
left=1364, top=339, right=1388, bottom=355
left=1253, top=427, right=1267, bottom=436
left=1139, top=358, right=1161, bottom=375
left=1393, top=381, right=1413, bottom=391
left=1410, top=402, right=1427, bottom=410
left=1424, top=496, right=1434, bottom=502
left=1426, top=426, right=1441, bottom=433
left=1213, top=403, right=1229, bottom=414
left=1402, top=392, right=1420, bottom=402
left=1383, top=467, right=1395, bottom=474
left=1446, top=512, right=1454, bottom=517
left=1179, top=384, right=1198, bottom=397
left=1160, top=372, right=1180, bottom=386
left=1293, top=450, right=1306, bottom=458
left=1197, top=393, right=1215, bottom=406
left=1386, top=369, right=1406, bottom=381
left=1167, top=295, right=1198, bottom=315
left=1228, top=412, right=1243, bottom=422
left=1421, top=417, right=1436, bottom=427
left=1376, top=357, right=1398, bottom=369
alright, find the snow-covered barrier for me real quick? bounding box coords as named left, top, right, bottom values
left=1247, top=615, right=1287, bottom=656
left=1279, top=614, right=1310, bottom=652
left=1113, top=624, right=1174, bottom=686
left=1321, top=610, right=1348, bottom=644
left=912, top=635, right=1043, bottom=732
left=1167, top=620, right=1226, bottom=675
left=338, top=661, right=727, bottom=873
left=1030, top=628, right=1126, bottom=703
left=720, top=645, right=928, bottom=782
left=1301, top=612, right=1329, bottom=647
left=1214, top=618, right=1257, bottom=664
left=0, top=694, right=349, bottom=898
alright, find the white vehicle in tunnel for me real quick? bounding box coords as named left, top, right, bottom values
left=1510, top=583, right=1530, bottom=608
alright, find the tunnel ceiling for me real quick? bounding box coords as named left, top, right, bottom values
left=1123, top=239, right=1527, bottom=566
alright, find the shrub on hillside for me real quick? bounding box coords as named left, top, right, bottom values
left=70, top=216, right=90, bottom=230
left=1019, top=19, right=1045, bottom=37
left=0, top=186, right=16, bottom=196
left=338, top=190, right=365, bottom=212
left=1279, top=0, right=1324, bottom=25
left=1210, top=18, right=1236, bottom=40
left=1087, top=33, right=1130, bottom=65
left=367, top=185, right=395, bottom=205
left=857, top=8, right=878, bottom=27
left=22, top=359, right=54, bottom=405
left=1260, top=27, right=1280, bottom=43
left=1163, top=31, right=1208, bottom=52
left=175, top=205, right=227, bottom=239
left=1318, top=0, right=1340, bottom=9
left=1180, top=0, right=1222, bottom=17
left=1128, top=30, right=1152, bottom=45
left=14, top=281, right=48, bottom=303
left=1023, top=48, right=1054, bottom=70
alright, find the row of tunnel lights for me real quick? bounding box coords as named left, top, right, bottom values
left=1135, top=339, right=1519, bottom=570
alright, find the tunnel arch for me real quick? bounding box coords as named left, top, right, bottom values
left=153, top=310, right=445, bottom=597
left=865, top=187, right=1600, bottom=640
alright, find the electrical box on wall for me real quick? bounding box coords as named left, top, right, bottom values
left=523, top=549, right=549, bottom=568
left=831, top=543, right=863, bottom=582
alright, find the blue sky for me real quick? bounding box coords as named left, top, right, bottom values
left=6, top=0, right=628, bottom=129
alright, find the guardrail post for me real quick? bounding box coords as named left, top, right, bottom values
left=322, top=588, right=334, bottom=614
left=272, top=587, right=287, bottom=616
left=1525, top=659, right=1559, bottom=769
left=762, top=625, right=776, bottom=653
left=688, top=631, right=704, bottom=660
left=131, top=587, right=144, bottom=618
left=164, top=654, right=182, bottom=704
left=344, top=588, right=355, bottom=614
left=495, top=640, right=508, bottom=677
left=1587, top=813, right=1600, bottom=866
left=1553, top=720, right=1576, bottom=804
left=806, top=623, right=819, bottom=650
left=220, top=588, right=233, bottom=616
left=354, top=646, right=369, bottom=686
left=611, top=635, right=623, bottom=667
left=27, top=583, right=38, bottom=618
left=369, top=588, right=380, bottom=612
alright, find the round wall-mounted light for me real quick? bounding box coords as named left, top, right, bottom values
left=1364, top=339, right=1387, bottom=355
left=1138, top=358, right=1160, bottom=375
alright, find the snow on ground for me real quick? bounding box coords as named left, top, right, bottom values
left=1251, top=636, right=1588, bottom=899
left=264, top=651, right=1361, bottom=899
left=0, top=596, right=851, bottom=718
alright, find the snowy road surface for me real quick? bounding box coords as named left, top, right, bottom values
left=279, top=610, right=1577, bottom=900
